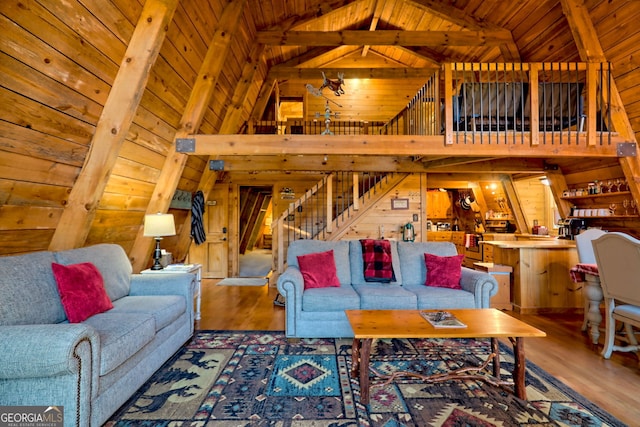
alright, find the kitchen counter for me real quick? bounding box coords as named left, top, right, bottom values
left=482, top=240, right=580, bottom=314
left=482, top=239, right=575, bottom=249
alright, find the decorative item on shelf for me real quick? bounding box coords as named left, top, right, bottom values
left=143, top=213, right=176, bottom=270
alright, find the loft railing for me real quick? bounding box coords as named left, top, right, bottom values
left=243, top=119, right=387, bottom=135
left=441, top=62, right=612, bottom=146
left=272, top=171, right=392, bottom=272
left=245, top=62, right=614, bottom=146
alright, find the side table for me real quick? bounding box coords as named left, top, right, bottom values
left=141, top=263, right=202, bottom=320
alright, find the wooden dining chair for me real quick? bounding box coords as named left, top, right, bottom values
left=575, top=229, right=606, bottom=339
left=592, top=232, right=640, bottom=359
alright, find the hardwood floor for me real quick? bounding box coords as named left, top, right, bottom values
left=197, top=279, right=639, bottom=425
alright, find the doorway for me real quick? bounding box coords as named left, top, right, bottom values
left=238, top=186, right=273, bottom=278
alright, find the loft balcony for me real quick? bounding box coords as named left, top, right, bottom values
left=230, top=62, right=628, bottom=158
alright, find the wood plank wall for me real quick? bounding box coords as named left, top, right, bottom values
left=2, top=0, right=640, bottom=259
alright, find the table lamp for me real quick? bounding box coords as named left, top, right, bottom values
left=144, top=213, right=176, bottom=270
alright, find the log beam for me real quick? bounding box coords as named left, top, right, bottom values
left=49, top=0, right=178, bottom=251
left=129, top=0, right=248, bottom=271
left=256, top=30, right=514, bottom=46
left=178, top=133, right=625, bottom=158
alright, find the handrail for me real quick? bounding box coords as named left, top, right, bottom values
left=244, top=62, right=613, bottom=148
left=272, top=171, right=393, bottom=273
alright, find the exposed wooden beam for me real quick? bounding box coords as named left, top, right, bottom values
left=129, top=0, right=248, bottom=271
left=560, top=0, right=640, bottom=209
left=256, top=30, right=514, bottom=46
left=218, top=155, right=547, bottom=173
left=501, top=176, right=528, bottom=234
left=408, top=0, right=520, bottom=61
left=362, top=0, right=392, bottom=57
left=268, top=67, right=435, bottom=79
left=48, top=0, right=178, bottom=251
left=172, top=42, right=267, bottom=262
left=250, top=77, right=276, bottom=121
left=179, top=134, right=625, bottom=157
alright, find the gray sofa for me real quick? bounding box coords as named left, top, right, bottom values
left=277, top=239, right=498, bottom=338
left=0, top=244, right=195, bottom=427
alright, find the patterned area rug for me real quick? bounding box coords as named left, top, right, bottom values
left=106, top=330, right=625, bottom=426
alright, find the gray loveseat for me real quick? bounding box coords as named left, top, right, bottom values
left=0, top=244, right=195, bottom=427
left=277, top=239, right=498, bottom=338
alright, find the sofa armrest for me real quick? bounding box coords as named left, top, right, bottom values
left=0, top=324, right=99, bottom=379
left=130, top=273, right=196, bottom=326
left=130, top=273, right=195, bottom=299
left=277, top=267, right=304, bottom=298
left=459, top=267, right=499, bottom=308
left=276, top=267, right=305, bottom=335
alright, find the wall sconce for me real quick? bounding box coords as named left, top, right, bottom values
left=143, top=213, right=176, bottom=270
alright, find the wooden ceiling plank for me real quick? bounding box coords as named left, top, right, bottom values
left=129, top=0, right=249, bottom=271
left=256, top=29, right=514, bottom=46
left=48, top=0, right=179, bottom=251
left=409, top=0, right=520, bottom=60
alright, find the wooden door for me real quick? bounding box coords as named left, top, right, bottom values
left=189, top=186, right=229, bottom=278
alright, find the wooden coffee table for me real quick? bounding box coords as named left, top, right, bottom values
left=346, top=309, right=546, bottom=404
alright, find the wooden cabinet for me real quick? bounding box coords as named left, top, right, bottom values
left=427, top=231, right=452, bottom=241
left=473, top=262, right=512, bottom=310
left=426, top=191, right=452, bottom=219
left=482, top=243, right=494, bottom=262
left=427, top=231, right=466, bottom=254
left=488, top=242, right=581, bottom=314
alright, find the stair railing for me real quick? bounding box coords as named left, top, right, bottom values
left=272, top=171, right=393, bottom=273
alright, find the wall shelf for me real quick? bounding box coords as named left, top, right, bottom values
left=561, top=191, right=631, bottom=201
left=568, top=215, right=636, bottom=219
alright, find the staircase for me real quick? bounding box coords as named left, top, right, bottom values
left=271, top=172, right=410, bottom=274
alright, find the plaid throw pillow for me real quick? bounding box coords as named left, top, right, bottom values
left=360, top=239, right=395, bottom=283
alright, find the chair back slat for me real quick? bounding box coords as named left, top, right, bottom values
left=592, top=232, right=640, bottom=306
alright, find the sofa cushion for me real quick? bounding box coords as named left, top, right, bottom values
left=83, top=312, right=155, bottom=376
left=52, top=262, right=114, bottom=323
left=111, top=295, right=186, bottom=331
left=0, top=251, right=67, bottom=326
left=286, top=240, right=351, bottom=285
left=398, top=241, right=458, bottom=286
left=353, top=283, right=417, bottom=309
left=424, top=253, right=464, bottom=289
left=54, top=244, right=132, bottom=302
left=297, top=250, right=341, bottom=289
left=350, top=240, right=402, bottom=285
left=302, top=285, right=361, bottom=311
left=404, top=284, right=476, bottom=309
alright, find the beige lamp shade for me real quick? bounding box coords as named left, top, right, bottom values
left=144, top=213, right=176, bottom=237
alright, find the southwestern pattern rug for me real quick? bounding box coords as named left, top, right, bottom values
left=106, top=330, right=625, bottom=426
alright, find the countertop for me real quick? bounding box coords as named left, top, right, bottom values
left=481, top=239, right=576, bottom=249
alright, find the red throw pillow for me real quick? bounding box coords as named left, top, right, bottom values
left=424, top=253, right=464, bottom=289
left=297, top=250, right=341, bottom=289
left=52, top=262, right=114, bottom=323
